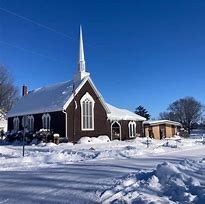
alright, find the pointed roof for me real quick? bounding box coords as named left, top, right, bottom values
left=75, top=26, right=90, bottom=81
left=78, top=25, right=86, bottom=72
left=6, top=76, right=110, bottom=118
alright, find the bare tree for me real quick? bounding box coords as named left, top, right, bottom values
left=0, top=65, right=18, bottom=119
left=159, top=111, right=177, bottom=121
left=160, top=97, right=203, bottom=133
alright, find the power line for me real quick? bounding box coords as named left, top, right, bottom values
left=0, top=40, right=67, bottom=64
left=0, top=7, right=77, bottom=41
left=0, top=7, right=96, bottom=63
left=0, top=7, right=96, bottom=48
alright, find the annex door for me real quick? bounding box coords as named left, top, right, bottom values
left=111, top=121, right=121, bottom=140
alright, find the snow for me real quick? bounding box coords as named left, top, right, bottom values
left=6, top=79, right=84, bottom=117
left=98, top=135, right=110, bottom=143
left=77, top=135, right=110, bottom=144
left=0, top=138, right=205, bottom=203
left=190, top=129, right=205, bottom=138
left=7, top=77, right=145, bottom=123
left=107, top=103, right=146, bottom=121
left=165, top=135, right=182, bottom=141
left=0, top=117, right=7, bottom=131
left=144, top=119, right=182, bottom=126
left=77, top=136, right=92, bottom=144
left=100, top=160, right=205, bottom=203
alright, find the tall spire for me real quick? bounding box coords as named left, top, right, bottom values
left=78, top=25, right=86, bottom=72
left=74, top=25, right=90, bottom=81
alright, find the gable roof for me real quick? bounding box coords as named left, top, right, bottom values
left=63, top=77, right=110, bottom=114
left=7, top=77, right=110, bottom=118
left=7, top=76, right=144, bottom=122
left=106, top=103, right=146, bottom=121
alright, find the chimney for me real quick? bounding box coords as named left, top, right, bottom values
left=22, top=84, right=28, bottom=96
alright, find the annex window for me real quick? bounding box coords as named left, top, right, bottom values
left=28, top=115, right=34, bottom=132
left=42, top=113, right=51, bottom=130
left=128, top=121, right=136, bottom=138
left=13, top=117, right=20, bottom=132
left=80, top=92, right=95, bottom=131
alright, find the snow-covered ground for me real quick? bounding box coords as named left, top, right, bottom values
left=0, top=137, right=205, bottom=203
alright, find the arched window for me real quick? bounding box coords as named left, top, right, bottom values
left=13, top=117, right=20, bottom=132
left=80, top=92, right=95, bottom=130
left=42, top=113, right=51, bottom=130
left=28, top=115, right=34, bottom=132
left=128, top=121, right=136, bottom=138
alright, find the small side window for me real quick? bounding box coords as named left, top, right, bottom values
left=42, top=113, right=51, bottom=129
left=128, top=121, right=136, bottom=138
left=13, top=117, right=20, bottom=132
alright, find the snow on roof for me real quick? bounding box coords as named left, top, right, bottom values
left=106, top=103, right=146, bottom=121
left=7, top=79, right=84, bottom=117
left=143, top=120, right=182, bottom=126
left=7, top=76, right=145, bottom=122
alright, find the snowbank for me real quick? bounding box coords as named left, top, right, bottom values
left=100, top=159, right=205, bottom=203
left=77, top=135, right=110, bottom=144
left=77, top=137, right=91, bottom=144
left=0, top=137, right=204, bottom=170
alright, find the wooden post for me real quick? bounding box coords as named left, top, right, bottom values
left=23, top=128, right=25, bottom=157
left=146, top=136, right=149, bottom=148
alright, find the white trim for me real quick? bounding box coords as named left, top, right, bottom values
left=42, top=113, right=51, bottom=129
left=128, top=121, right=136, bottom=138
left=28, top=115, right=34, bottom=132
left=63, top=77, right=110, bottom=114
left=63, top=77, right=88, bottom=110
left=111, top=121, right=121, bottom=141
left=13, top=117, right=20, bottom=132
left=63, top=110, right=68, bottom=138
left=80, top=92, right=95, bottom=131
left=143, top=120, right=182, bottom=126
left=87, top=78, right=110, bottom=113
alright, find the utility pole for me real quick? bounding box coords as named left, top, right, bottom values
left=22, top=116, right=28, bottom=157
left=72, top=82, right=76, bottom=144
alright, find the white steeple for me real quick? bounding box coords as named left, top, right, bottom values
left=78, top=25, right=85, bottom=71
left=74, top=25, right=90, bottom=81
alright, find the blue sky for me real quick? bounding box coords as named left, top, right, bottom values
left=0, top=0, right=205, bottom=118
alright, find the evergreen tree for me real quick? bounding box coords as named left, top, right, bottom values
left=135, top=106, right=151, bottom=120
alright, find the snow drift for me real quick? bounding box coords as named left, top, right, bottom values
left=100, top=159, right=205, bottom=204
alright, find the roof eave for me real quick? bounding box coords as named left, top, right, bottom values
left=6, top=107, right=64, bottom=118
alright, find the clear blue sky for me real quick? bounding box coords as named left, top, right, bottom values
left=0, top=0, right=205, bottom=118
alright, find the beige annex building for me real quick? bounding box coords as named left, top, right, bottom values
left=144, top=120, right=182, bottom=140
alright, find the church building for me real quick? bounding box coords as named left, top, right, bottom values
left=7, top=27, right=146, bottom=142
